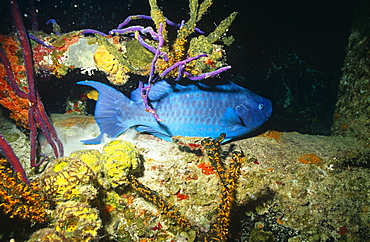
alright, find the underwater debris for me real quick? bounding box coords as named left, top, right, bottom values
left=258, top=130, right=284, bottom=143
left=297, top=153, right=323, bottom=164
left=0, top=159, right=49, bottom=223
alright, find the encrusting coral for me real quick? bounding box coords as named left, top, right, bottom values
left=0, top=34, right=30, bottom=129
left=0, top=159, right=49, bottom=223
left=93, top=45, right=131, bottom=85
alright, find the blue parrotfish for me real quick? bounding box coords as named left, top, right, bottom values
left=77, top=80, right=272, bottom=144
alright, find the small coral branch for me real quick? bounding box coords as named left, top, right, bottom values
left=184, top=65, right=231, bottom=81
left=115, top=14, right=205, bottom=34
left=125, top=174, right=193, bottom=230
left=82, top=29, right=108, bottom=36
left=138, top=23, right=165, bottom=121
left=159, top=53, right=208, bottom=78
left=0, top=134, right=29, bottom=184
left=201, top=134, right=228, bottom=186
left=45, top=19, right=61, bottom=35
left=201, top=133, right=245, bottom=241
left=28, top=33, right=55, bottom=48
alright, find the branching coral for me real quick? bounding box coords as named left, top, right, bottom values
left=0, top=159, right=49, bottom=223
left=201, top=133, right=245, bottom=241
left=148, top=0, right=237, bottom=79
left=125, top=174, right=193, bottom=230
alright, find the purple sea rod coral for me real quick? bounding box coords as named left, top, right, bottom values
left=0, top=0, right=64, bottom=175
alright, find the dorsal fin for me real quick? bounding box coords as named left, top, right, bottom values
left=198, top=81, right=247, bottom=92
left=131, top=80, right=174, bottom=103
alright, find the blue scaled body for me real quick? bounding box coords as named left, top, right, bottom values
left=77, top=80, right=272, bottom=144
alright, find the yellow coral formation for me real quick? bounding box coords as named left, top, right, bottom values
left=35, top=156, right=105, bottom=241
left=94, top=45, right=130, bottom=85
left=71, top=140, right=141, bottom=189
left=70, top=149, right=101, bottom=173
left=86, top=90, right=99, bottom=101
left=28, top=228, right=65, bottom=242
left=101, top=140, right=141, bottom=188
left=35, top=141, right=142, bottom=241
left=41, top=157, right=97, bottom=204
left=0, top=159, right=49, bottom=223
left=94, top=45, right=119, bottom=72
left=54, top=201, right=102, bottom=242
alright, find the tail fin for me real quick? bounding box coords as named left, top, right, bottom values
left=77, top=81, right=130, bottom=144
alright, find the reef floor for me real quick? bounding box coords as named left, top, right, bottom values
left=1, top=113, right=370, bottom=241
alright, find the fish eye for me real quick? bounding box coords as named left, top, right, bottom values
left=258, top=104, right=264, bottom=110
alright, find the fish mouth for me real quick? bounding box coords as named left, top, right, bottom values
left=265, top=112, right=272, bottom=121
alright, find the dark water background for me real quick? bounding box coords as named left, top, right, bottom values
left=0, top=0, right=354, bottom=136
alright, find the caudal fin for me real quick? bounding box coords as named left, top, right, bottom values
left=77, top=80, right=130, bottom=144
